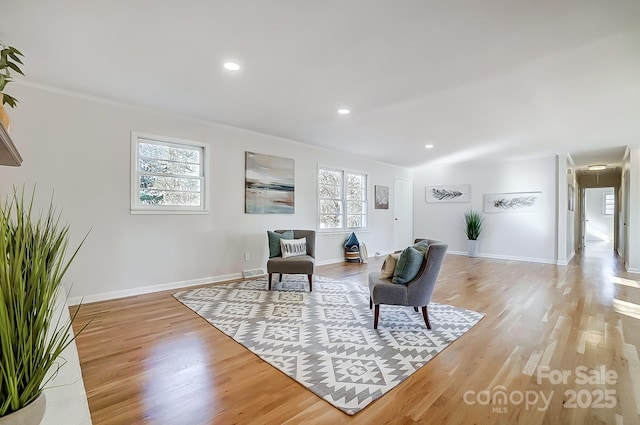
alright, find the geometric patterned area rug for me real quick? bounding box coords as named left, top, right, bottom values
left=173, top=275, right=484, bottom=415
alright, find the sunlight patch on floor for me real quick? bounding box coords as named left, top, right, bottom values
left=612, top=276, right=640, bottom=289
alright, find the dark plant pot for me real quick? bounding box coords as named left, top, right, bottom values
left=0, top=393, right=46, bottom=425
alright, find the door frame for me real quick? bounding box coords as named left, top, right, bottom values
left=393, top=177, right=413, bottom=250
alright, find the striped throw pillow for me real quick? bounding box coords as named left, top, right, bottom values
left=280, top=237, right=307, bottom=258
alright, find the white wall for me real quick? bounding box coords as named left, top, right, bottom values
left=561, top=155, right=576, bottom=264
left=412, top=157, right=558, bottom=263
left=567, top=158, right=576, bottom=260
left=626, top=147, right=640, bottom=272
left=621, top=153, right=630, bottom=264
left=585, top=187, right=614, bottom=241
left=0, top=84, right=410, bottom=301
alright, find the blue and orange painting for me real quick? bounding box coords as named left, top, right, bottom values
left=245, top=151, right=295, bottom=214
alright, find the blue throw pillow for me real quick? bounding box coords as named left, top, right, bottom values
left=344, top=232, right=359, bottom=248
left=267, top=230, right=294, bottom=257
left=392, top=246, right=423, bottom=284
left=413, top=239, right=429, bottom=255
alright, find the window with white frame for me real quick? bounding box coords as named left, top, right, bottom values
left=602, top=192, right=614, bottom=215
left=318, top=167, right=367, bottom=230
left=131, top=132, right=208, bottom=213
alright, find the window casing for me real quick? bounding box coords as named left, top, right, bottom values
left=131, top=132, right=208, bottom=214
left=602, top=193, right=614, bottom=215
left=318, top=167, right=367, bottom=230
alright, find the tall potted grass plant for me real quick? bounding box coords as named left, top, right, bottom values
left=464, top=209, right=484, bottom=258
left=0, top=188, right=86, bottom=424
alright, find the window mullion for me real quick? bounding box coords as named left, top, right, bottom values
left=139, top=156, right=200, bottom=166
left=132, top=132, right=208, bottom=213
left=139, top=171, right=202, bottom=179
left=319, top=167, right=368, bottom=231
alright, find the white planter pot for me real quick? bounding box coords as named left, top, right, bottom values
left=467, top=239, right=479, bottom=258
left=0, top=393, right=46, bottom=425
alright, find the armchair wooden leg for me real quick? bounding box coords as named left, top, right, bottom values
left=307, top=274, right=313, bottom=292
left=421, top=306, right=431, bottom=329
left=374, top=305, right=380, bottom=329
left=268, top=273, right=273, bottom=290
left=369, top=296, right=372, bottom=309
left=414, top=307, right=418, bottom=312
left=279, top=274, right=283, bottom=282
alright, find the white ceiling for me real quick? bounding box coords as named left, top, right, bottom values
left=2, top=1, right=639, bottom=168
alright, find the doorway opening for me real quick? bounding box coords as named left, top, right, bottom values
left=583, top=187, right=615, bottom=250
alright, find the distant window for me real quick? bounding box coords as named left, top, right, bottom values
left=131, top=132, right=208, bottom=214
left=318, top=167, right=367, bottom=230
left=602, top=193, right=614, bottom=215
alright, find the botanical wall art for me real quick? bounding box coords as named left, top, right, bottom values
left=568, top=184, right=575, bottom=211
left=425, top=184, right=471, bottom=203
left=374, top=185, right=389, bottom=209
left=483, top=191, right=543, bottom=213
left=245, top=151, right=294, bottom=214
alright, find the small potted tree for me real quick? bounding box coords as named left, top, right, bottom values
left=0, top=189, right=86, bottom=424
left=0, top=40, right=25, bottom=131
left=464, top=209, right=484, bottom=258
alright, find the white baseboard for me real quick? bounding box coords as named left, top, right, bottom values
left=556, top=251, right=576, bottom=266
left=447, top=250, right=558, bottom=265
left=67, top=256, right=396, bottom=305
left=447, top=250, right=468, bottom=257
left=67, top=273, right=242, bottom=306
left=373, top=250, right=396, bottom=258
left=316, top=257, right=355, bottom=266
left=316, top=253, right=391, bottom=266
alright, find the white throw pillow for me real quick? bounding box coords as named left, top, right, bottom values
left=281, top=237, right=307, bottom=258
left=379, top=253, right=400, bottom=279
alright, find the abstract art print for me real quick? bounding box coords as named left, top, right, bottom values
left=245, top=151, right=294, bottom=214
left=568, top=184, right=575, bottom=211
left=374, top=185, right=389, bottom=209
left=426, top=184, right=471, bottom=203
left=483, top=192, right=542, bottom=213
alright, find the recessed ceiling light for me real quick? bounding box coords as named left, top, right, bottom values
left=588, top=164, right=607, bottom=171
left=337, top=108, right=350, bottom=115
left=425, top=144, right=434, bottom=149
left=224, top=62, right=240, bottom=71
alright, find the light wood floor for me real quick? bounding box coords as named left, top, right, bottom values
left=72, top=243, right=640, bottom=425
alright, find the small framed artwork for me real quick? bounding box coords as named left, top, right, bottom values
left=426, top=184, right=471, bottom=203
left=568, top=184, right=575, bottom=211
left=374, top=185, right=389, bottom=209
left=483, top=192, right=542, bottom=213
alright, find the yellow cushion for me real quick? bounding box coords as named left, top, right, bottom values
left=379, top=253, right=400, bottom=279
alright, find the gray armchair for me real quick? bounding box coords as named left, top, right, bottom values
left=368, top=239, right=448, bottom=329
left=267, top=230, right=315, bottom=291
